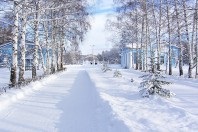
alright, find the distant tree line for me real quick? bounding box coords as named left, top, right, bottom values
left=97, top=47, right=121, bottom=64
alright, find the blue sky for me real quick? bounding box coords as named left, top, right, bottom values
left=80, top=0, right=115, bottom=55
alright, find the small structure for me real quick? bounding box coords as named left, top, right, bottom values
left=160, top=45, right=180, bottom=68
left=120, top=44, right=180, bottom=69
left=0, top=42, right=47, bottom=70
left=121, top=44, right=141, bottom=68
left=121, top=48, right=138, bottom=69
left=0, top=42, right=12, bottom=67
left=25, top=54, right=33, bottom=70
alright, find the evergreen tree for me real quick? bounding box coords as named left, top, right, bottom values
left=139, top=51, right=174, bottom=98
left=113, top=69, right=122, bottom=77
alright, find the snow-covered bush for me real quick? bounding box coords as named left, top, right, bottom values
left=0, top=87, right=6, bottom=94
left=113, top=69, right=122, bottom=77
left=139, top=71, right=174, bottom=98
left=101, top=63, right=111, bottom=72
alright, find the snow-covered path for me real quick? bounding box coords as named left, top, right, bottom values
left=0, top=65, right=198, bottom=132
left=0, top=67, right=129, bottom=132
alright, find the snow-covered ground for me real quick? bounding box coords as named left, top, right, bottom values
left=0, top=68, right=44, bottom=87
left=0, top=65, right=197, bottom=131
left=87, top=65, right=198, bottom=131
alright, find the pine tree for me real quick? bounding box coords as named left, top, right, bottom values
left=139, top=51, right=174, bottom=98
left=113, top=69, right=122, bottom=77
left=101, top=63, right=111, bottom=72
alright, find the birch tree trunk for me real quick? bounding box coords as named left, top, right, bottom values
left=189, top=13, right=195, bottom=78
left=10, top=1, right=19, bottom=87
left=51, top=19, right=56, bottom=74
left=60, top=28, right=64, bottom=70
left=139, top=16, right=144, bottom=70
left=57, top=41, right=61, bottom=71
left=151, top=0, right=160, bottom=70
left=145, top=0, right=148, bottom=71
left=131, top=43, right=134, bottom=68
left=182, top=0, right=193, bottom=78
left=38, top=43, right=46, bottom=72
left=174, top=0, right=183, bottom=76
left=166, top=0, right=172, bottom=75
left=18, top=1, right=27, bottom=84
left=196, top=18, right=198, bottom=78
left=135, top=0, right=138, bottom=70
left=158, top=0, right=162, bottom=70
left=32, top=1, right=40, bottom=79
left=60, top=39, right=64, bottom=70
left=196, top=0, right=198, bottom=78
left=44, top=21, right=50, bottom=74
left=51, top=45, right=56, bottom=74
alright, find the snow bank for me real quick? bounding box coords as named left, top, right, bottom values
left=86, top=65, right=198, bottom=131
left=0, top=73, right=59, bottom=111
left=0, top=66, right=130, bottom=132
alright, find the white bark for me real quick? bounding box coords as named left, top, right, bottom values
left=182, top=0, right=193, bottom=78
left=158, top=0, right=162, bottom=70
left=57, top=41, right=61, bottom=70
left=135, top=0, right=138, bottom=70
left=10, top=1, right=19, bottom=87
left=51, top=19, right=56, bottom=74
left=18, top=1, right=27, bottom=83
left=166, top=0, right=172, bottom=75
left=151, top=0, right=160, bottom=70
left=38, top=43, right=46, bottom=72
left=32, top=2, right=40, bottom=79
left=44, top=22, right=50, bottom=74
left=140, top=16, right=144, bottom=71
left=174, top=0, right=183, bottom=76
left=60, top=41, right=64, bottom=69
left=196, top=0, right=198, bottom=78
left=145, top=0, right=148, bottom=71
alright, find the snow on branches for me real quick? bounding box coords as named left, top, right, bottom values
left=139, top=50, right=175, bottom=98
left=101, top=63, right=112, bottom=72
left=139, top=71, right=175, bottom=98
left=113, top=69, right=122, bottom=77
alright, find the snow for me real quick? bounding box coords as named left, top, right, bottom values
left=86, top=65, right=198, bottom=131
left=0, top=67, right=44, bottom=87
left=0, top=65, right=197, bottom=131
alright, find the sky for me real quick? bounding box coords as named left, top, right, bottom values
left=80, top=0, right=115, bottom=55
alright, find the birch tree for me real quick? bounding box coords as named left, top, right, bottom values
left=3, top=0, right=90, bottom=85
left=196, top=0, right=198, bottom=78
left=32, top=0, right=40, bottom=79
left=18, top=0, right=27, bottom=83
left=10, top=1, right=19, bottom=87
left=174, top=0, right=183, bottom=76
